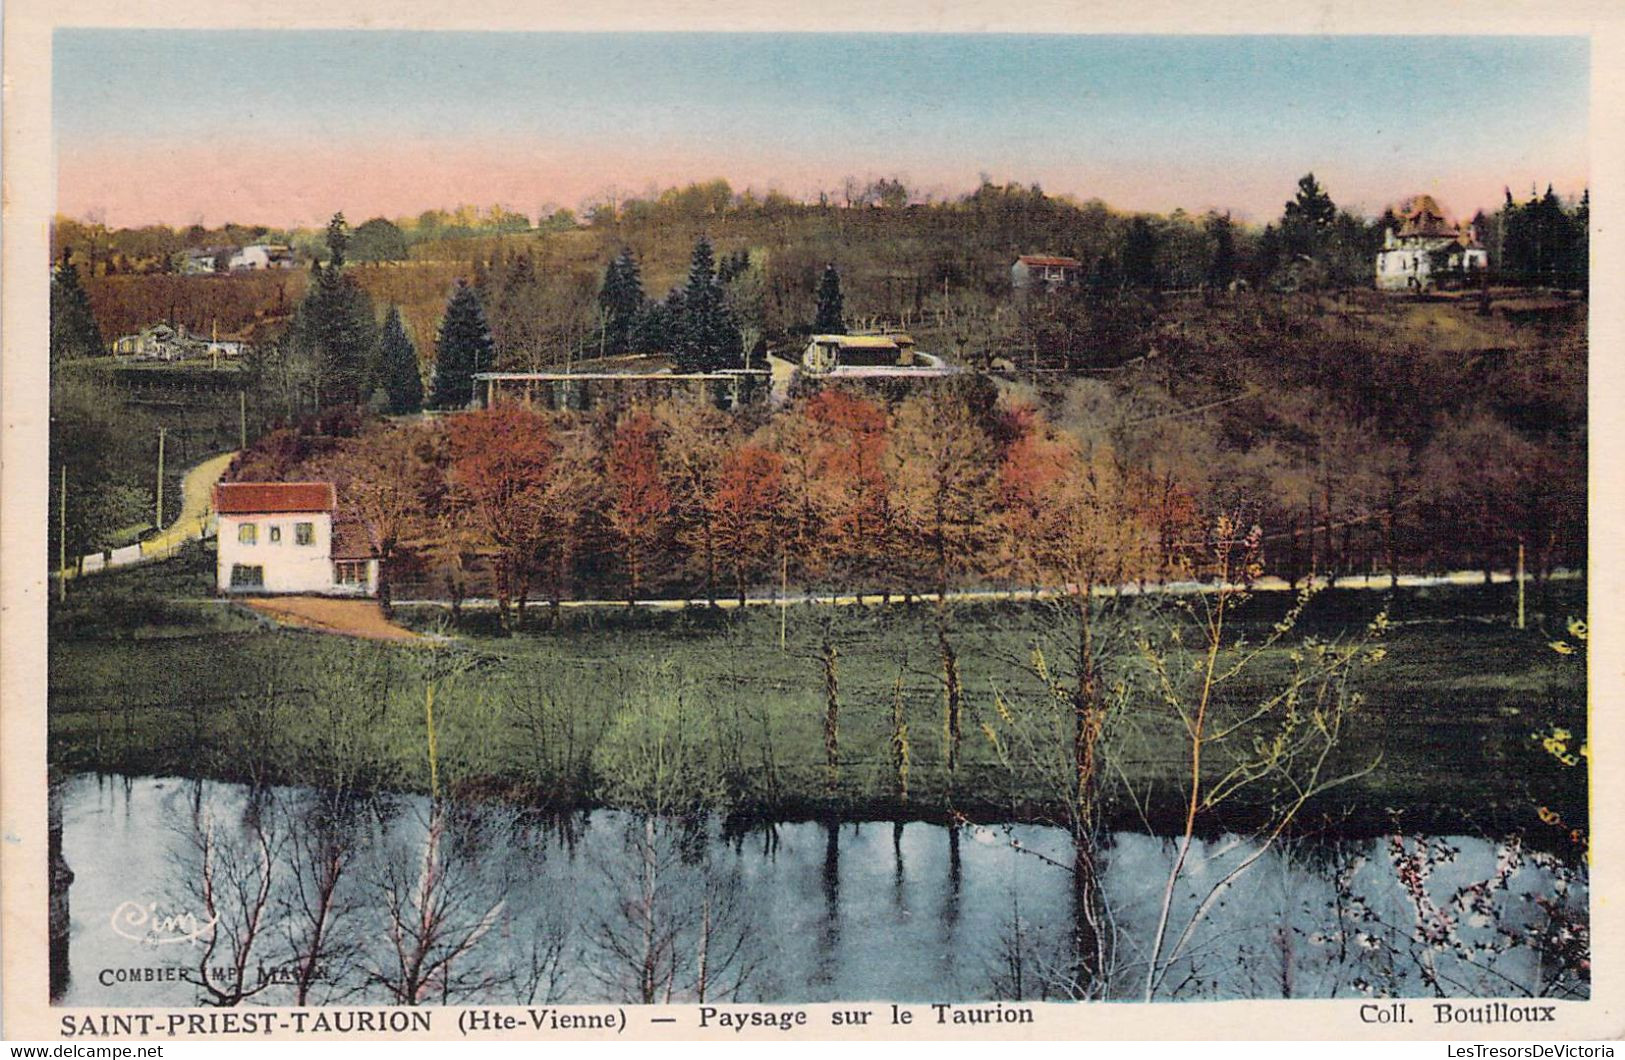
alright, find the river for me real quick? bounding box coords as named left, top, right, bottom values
left=52, top=774, right=1588, bottom=1006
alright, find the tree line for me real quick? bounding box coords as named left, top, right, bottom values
left=227, top=368, right=1581, bottom=623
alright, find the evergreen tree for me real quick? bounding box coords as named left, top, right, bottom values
left=290, top=249, right=378, bottom=408
left=432, top=281, right=494, bottom=408
left=673, top=237, right=741, bottom=373
left=50, top=251, right=103, bottom=364
left=599, top=247, right=645, bottom=355
left=814, top=263, right=846, bottom=332
left=1255, top=224, right=1283, bottom=285
left=1571, top=189, right=1589, bottom=291
left=1281, top=173, right=1337, bottom=258
left=377, top=306, right=423, bottom=414
left=326, top=211, right=350, bottom=268
left=1121, top=217, right=1161, bottom=289
left=1206, top=213, right=1237, bottom=289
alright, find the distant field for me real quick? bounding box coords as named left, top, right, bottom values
left=47, top=543, right=1587, bottom=847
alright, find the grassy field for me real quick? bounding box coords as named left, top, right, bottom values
left=47, top=542, right=1587, bottom=847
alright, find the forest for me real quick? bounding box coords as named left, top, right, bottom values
left=47, top=174, right=1587, bottom=591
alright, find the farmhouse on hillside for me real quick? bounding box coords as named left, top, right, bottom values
left=1010, top=254, right=1083, bottom=290
left=213, top=481, right=378, bottom=596
left=228, top=244, right=298, bottom=271
left=111, top=323, right=247, bottom=361
left=1375, top=195, right=1488, bottom=291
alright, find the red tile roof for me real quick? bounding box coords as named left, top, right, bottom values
left=1018, top=255, right=1083, bottom=268
left=214, top=481, right=335, bottom=515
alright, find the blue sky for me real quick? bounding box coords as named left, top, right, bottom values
left=54, top=31, right=1589, bottom=227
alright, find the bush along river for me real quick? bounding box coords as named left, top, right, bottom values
left=50, top=774, right=1589, bottom=1007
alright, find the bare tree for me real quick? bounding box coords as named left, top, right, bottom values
left=174, top=797, right=282, bottom=1007
left=1135, top=516, right=1383, bottom=1000
left=365, top=805, right=508, bottom=1005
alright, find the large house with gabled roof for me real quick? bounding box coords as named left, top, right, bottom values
left=1376, top=195, right=1488, bottom=291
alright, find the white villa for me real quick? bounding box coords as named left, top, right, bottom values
left=213, top=482, right=378, bottom=596
left=1376, top=195, right=1489, bottom=291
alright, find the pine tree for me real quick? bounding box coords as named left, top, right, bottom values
left=814, top=263, right=846, bottom=333
left=673, top=237, right=741, bottom=373
left=1206, top=214, right=1236, bottom=289
left=599, top=248, right=645, bottom=355
left=432, top=281, right=494, bottom=408
left=1255, top=224, right=1283, bottom=285
left=326, top=211, right=350, bottom=268
left=1122, top=217, right=1160, bottom=289
left=1282, top=173, right=1337, bottom=259
left=50, top=251, right=103, bottom=364
left=291, top=257, right=378, bottom=408
left=377, top=306, right=423, bottom=414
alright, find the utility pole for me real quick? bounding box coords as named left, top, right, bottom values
left=1517, top=540, right=1526, bottom=630
left=59, top=466, right=67, bottom=602
left=239, top=391, right=247, bottom=450
left=780, top=553, right=789, bottom=651
left=155, top=426, right=167, bottom=531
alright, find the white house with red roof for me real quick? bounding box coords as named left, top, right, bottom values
left=213, top=481, right=378, bottom=596
left=1376, top=195, right=1489, bottom=291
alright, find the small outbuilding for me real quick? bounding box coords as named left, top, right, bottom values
left=1011, top=254, right=1083, bottom=290
left=213, top=481, right=378, bottom=596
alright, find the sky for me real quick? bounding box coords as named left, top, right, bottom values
left=53, top=31, right=1589, bottom=229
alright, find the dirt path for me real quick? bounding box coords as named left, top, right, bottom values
left=242, top=596, right=421, bottom=642
left=142, top=450, right=237, bottom=558
left=69, top=451, right=237, bottom=578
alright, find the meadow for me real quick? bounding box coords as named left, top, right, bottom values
left=47, top=544, right=1587, bottom=847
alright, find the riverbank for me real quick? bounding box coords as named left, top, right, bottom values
left=47, top=543, right=1588, bottom=845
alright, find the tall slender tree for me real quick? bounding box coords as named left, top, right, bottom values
left=50, top=250, right=103, bottom=364
left=377, top=306, right=423, bottom=414
left=599, top=248, right=645, bottom=355
left=673, top=237, right=741, bottom=373
left=432, top=282, right=494, bottom=409
left=814, top=263, right=846, bottom=333
left=1121, top=217, right=1161, bottom=290
left=287, top=213, right=378, bottom=407
left=1206, top=213, right=1237, bottom=290
left=1281, top=173, right=1337, bottom=258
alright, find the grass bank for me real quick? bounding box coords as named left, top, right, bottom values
left=48, top=543, right=1587, bottom=846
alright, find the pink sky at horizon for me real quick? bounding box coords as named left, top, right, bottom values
left=57, top=139, right=1585, bottom=232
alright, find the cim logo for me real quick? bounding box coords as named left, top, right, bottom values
left=108, top=900, right=217, bottom=946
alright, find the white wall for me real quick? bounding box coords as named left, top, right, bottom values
left=216, top=512, right=335, bottom=593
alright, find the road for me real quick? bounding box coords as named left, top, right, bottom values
left=392, top=567, right=1580, bottom=613
left=70, top=450, right=236, bottom=577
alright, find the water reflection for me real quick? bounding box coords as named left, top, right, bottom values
left=54, top=774, right=1589, bottom=1006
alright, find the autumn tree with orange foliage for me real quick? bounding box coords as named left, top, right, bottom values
left=992, top=409, right=1184, bottom=987
left=804, top=389, right=894, bottom=595
left=608, top=409, right=673, bottom=605
left=709, top=444, right=785, bottom=606
left=886, top=383, right=998, bottom=599
left=532, top=425, right=605, bottom=619
left=447, top=406, right=559, bottom=627
left=657, top=399, right=731, bottom=606
left=320, top=423, right=442, bottom=617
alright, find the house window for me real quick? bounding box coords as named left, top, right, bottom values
left=296, top=522, right=314, bottom=546
left=269, top=526, right=282, bottom=544
left=335, top=561, right=369, bottom=587
left=238, top=523, right=257, bottom=545
left=229, top=564, right=264, bottom=588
